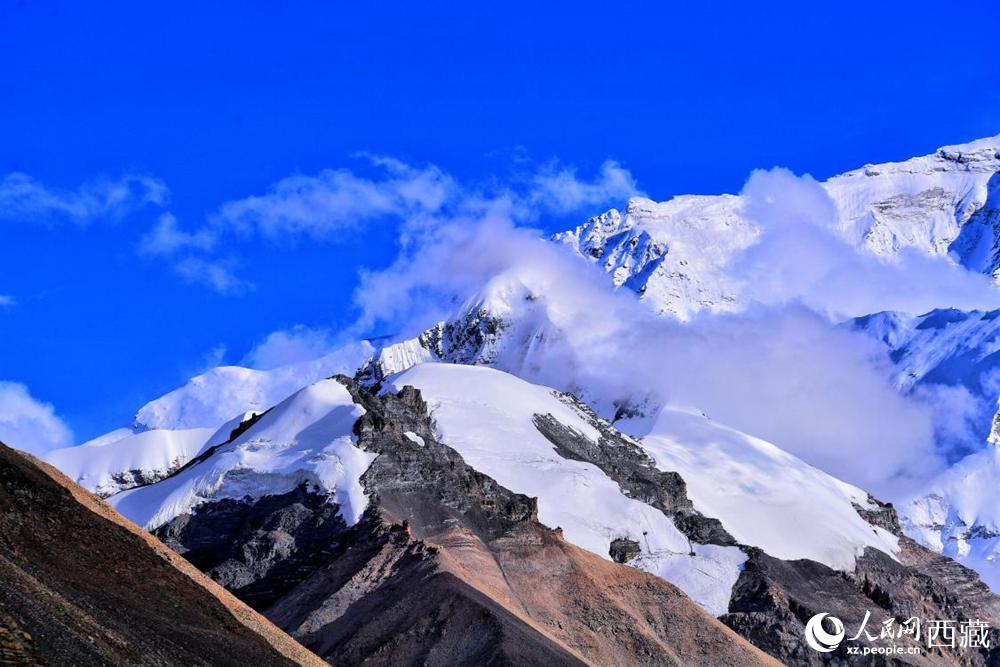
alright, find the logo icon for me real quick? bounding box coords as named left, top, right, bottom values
left=805, top=613, right=845, bottom=653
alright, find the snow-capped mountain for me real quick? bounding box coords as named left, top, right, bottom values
left=556, top=136, right=1000, bottom=317
left=359, top=274, right=568, bottom=389
left=86, top=363, right=1000, bottom=664
left=34, top=134, right=1000, bottom=664
left=110, top=378, right=375, bottom=531
left=45, top=341, right=373, bottom=496
left=133, top=340, right=373, bottom=431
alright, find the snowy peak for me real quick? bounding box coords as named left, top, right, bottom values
left=554, top=194, right=752, bottom=318
left=110, top=378, right=374, bottom=530
left=359, top=273, right=566, bottom=386
left=133, top=341, right=373, bottom=432
left=556, top=135, right=1000, bottom=317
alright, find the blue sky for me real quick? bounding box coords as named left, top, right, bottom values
left=1, top=0, right=998, bottom=442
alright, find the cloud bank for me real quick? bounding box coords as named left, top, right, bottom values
left=0, top=382, right=73, bottom=456
left=346, top=167, right=1000, bottom=498
left=733, top=168, right=1000, bottom=317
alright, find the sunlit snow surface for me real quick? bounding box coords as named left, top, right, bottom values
left=557, top=135, right=1000, bottom=318
left=386, top=363, right=748, bottom=617
left=110, top=379, right=375, bottom=531
left=45, top=426, right=217, bottom=497
left=641, top=408, right=899, bottom=570
left=133, top=341, right=374, bottom=431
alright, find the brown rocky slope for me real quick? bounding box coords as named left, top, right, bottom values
left=0, top=441, right=324, bottom=667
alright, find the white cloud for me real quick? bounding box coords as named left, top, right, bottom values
left=529, top=159, right=642, bottom=213
left=145, top=155, right=637, bottom=296
left=732, top=168, right=1000, bottom=317
left=210, top=158, right=455, bottom=240
left=242, top=325, right=337, bottom=369
left=139, top=212, right=216, bottom=256
left=350, top=192, right=951, bottom=498
left=0, top=172, right=167, bottom=226
left=0, top=382, right=73, bottom=456
left=173, top=257, right=251, bottom=295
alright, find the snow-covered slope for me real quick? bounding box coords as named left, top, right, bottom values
left=640, top=407, right=899, bottom=570
left=110, top=379, right=375, bottom=531
left=135, top=341, right=373, bottom=431
left=553, top=195, right=754, bottom=319
left=383, top=363, right=745, bottom=616
left=44, top=425, right=220, bottom=497
left=384, top=363, right=901, bottom=615
left=852, top=307, right=1000, bottom=394
left=49, top=341, right=374, bottom=496
left=556, top=136, right=1000, bottom=317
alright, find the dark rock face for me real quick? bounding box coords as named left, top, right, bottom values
left=154, top=485, right=351, bottom=611
left=609, top=537, right=641, bottom=563
left=346, top=380, right=540, bottom=542
left=853, top=493, right=904, bottom=536
left=721, top=542, right=1000, bottom=666
left=532, top=398, right=736, bottom=547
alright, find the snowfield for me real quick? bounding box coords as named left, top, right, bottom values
left=385, top=363, right=747, bottom=616
left=641, top=407, right=900, bottom=570
left=133, top=341, right=373, bottom=431
left=45, top=426, right=218, bottom=497
left=110, top=379, right=375, bottom=531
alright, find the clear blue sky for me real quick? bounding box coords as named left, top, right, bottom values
left=2, top=1, right=998, bottom=441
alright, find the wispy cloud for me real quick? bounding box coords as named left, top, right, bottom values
left=241, top=325, right=338, bottom=369
left=0, top=172, right=167, bottom=226
left=528, top=159, right=642, bottom=213
left=138, top=212, right=216, bottom=256
left=210, top=158, right=455, bottom=240
left=141, top=155, right=639, bottom=294
left=173, top=257, right=251, bottom=295
left=0, top=381, right=73, bottom=455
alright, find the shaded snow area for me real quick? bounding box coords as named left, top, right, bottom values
left=902, top=444, right=1000, bottom=591
left=132, top=341, right=374, bottom=431
left=384, top=363, right=746, bottom=617
left=110, top=379, right=376, bottom=531
left=641, top=408, right=899, bottom=571
left=851, top=307, right=1000, bottom=589
left=44, top=426, right=220, bottom=497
